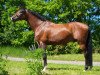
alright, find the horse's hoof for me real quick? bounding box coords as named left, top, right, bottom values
left=89, top=66, right=93, bottom=70
left=41, top=70, right=49, bottom=75
left=84, top=66, right=92, bottom=71
left=83, top=70, right=86, bottom=72
left=41, top=70, right=45, bottom=73
left=42, top=66, right=47, bottom=72
left=41, top=67, right=49, bottom=75
left=85, top=66, right=88, bottom=71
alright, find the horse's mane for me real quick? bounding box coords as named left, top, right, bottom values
left=28, top=10, right=46, bottom=21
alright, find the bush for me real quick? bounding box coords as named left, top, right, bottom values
left=47, top=42, right=80, bottom=55
left=93, top=42, right=100, bottom=53
left=26, top=49, right=43, bottom=75
left=0, top=54, right=8, bottom=75
left=11, top=31, right=34, bottom=47
left=65, top=42, right=80, bottom=54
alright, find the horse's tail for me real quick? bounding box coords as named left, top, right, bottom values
left=86, top=29, right=93, bottom=68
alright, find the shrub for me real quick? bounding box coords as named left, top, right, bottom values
left=26, top=49, right=43, bottom=75
left=65, top=42, right=80, bottom=54
left=0, top=54, right=8, bottom=75
left=93, top=42, right=100, bottom=53
left=47, top=42, right=80, bottom=55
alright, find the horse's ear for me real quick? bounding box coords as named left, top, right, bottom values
left=19, top=3, right=26, bottom=10
left=18, top=4, right=26, bottom=13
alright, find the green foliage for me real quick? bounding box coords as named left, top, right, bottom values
left=47, top=42, right=80, bottom=55
left=2, top=61, right=100, bottom=75
left=0, top=54, right=8, bottom=75
left=26, top=49, right=43, bottom=75
left=92, top=24, right=100, bottom=53
left=0, top=46, right=28, bottom=57
left=11, top=31, right=34, bottom=46
left=0, top=0, right=100, bottom=53
left=65, top=42, right=80, bottom=54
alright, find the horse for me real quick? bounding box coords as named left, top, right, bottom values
left=11, top=8, right=93, bottom=71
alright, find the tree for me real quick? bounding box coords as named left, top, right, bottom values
left=0, top=0, right=100, bottom=52
left=0, top=0, right=34, bottom=46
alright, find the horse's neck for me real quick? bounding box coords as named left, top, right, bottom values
left=26, top=13, right=44, bottom=31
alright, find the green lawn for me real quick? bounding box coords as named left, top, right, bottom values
left=0, top=46, right=100, bottom=62
left=0, top=46, right=30, bottom=58
left=4, top=61, right=100, bottom=75
left=0, top=46, right=100, bottom=75
left=48, top=54, right=100, bottom=62
left=48, top=64, right=100, bottom=75
left=5, top=61, right=28, bottom=75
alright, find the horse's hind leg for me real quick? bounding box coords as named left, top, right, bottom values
left=79, top=43, right=89, bottom=70
left=86, top=43, right=93, bottom=70
left=84, top=48, right=92, bottom=70
left=84, top=49, right=90, bottom=70
left=86, top=31, right=93, bottom=70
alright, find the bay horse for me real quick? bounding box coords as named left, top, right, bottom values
left=11, top=8, right=93, bottom=71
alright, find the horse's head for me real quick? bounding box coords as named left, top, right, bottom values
left=11, top=8, right=27, bottom=22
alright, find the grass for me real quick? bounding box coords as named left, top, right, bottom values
left=48, top=54, right=84, bottom=61
left=48, top=53, right=100, bottom=62
left=0, top=46, right=30, bottom=58
left=4, top=61, right=100, bottom=75
left=5, top=61, right=28, bottom=75
left=0, top=46, right=100, bottom=62
left=48, top=64, right=100, bottom=75
left=0, top=46, right=100, bottom=75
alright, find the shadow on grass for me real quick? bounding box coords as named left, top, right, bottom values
left=93, top=68, right=100, bottom=71
left=48, top=67, right=100, bottom=72
left=48, top=67, right=81, bottom=71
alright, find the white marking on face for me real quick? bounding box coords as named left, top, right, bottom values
left=11, top=17, right=13, bottom=20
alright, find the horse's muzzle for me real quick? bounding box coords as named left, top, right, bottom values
left=11, top=17, right=16, bottom=22
left=11, top=17, right=13, bottom=21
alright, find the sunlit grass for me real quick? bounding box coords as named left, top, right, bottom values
left=47, top=64, right=100, bottom=75
left=48, top=54, right=84, bottom=61
left=5, top=61, right=28, bottom=75
left=0, top=46, right=29, bottom=58
left=4, top=61, right=100, bottom=75
left=48, top=54, right=100, bottom=62
left=0, top=46, right=100, bottom=62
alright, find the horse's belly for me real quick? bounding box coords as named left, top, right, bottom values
left=46, top=31, right=73, bottom=45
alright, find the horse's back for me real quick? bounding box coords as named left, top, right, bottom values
left=44, top=21, right=89, bottom=43
left=67, top=22, right=89, bottom=30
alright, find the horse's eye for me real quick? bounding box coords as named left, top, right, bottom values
left=20, top=10, right=25, bottom=13
left=20, top=12, right=22, bottom=15
left=18, top=12, right=22, bottom=15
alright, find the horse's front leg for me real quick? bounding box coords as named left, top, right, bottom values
left=39, top=42, right=47, bottom=71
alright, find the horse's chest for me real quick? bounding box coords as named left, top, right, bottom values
left=35, top=30, right=43, bottom=41
left=35, top=28, right=47, bottom=42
